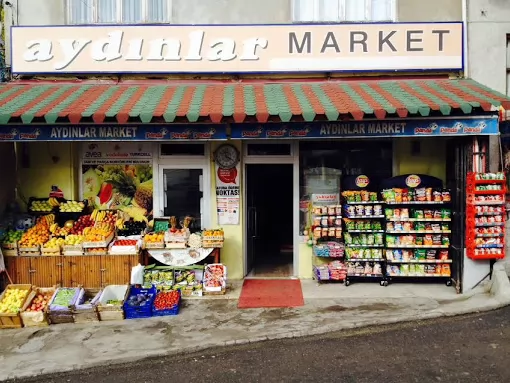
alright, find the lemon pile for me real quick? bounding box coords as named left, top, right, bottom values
left=0, top=289, right=29, bottom=314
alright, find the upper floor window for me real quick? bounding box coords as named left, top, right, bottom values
left=66, top=0, right=172, bottom=24
left=292, top=0, right=395, bottom=23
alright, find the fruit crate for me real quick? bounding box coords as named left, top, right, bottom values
left=83, top=232, right=114, bottom=249
left=0, top=284, right=33, bottom=329
left=18, top=245, right=41, bottom=257
left=97, top=285, right=129, bottom=321
left=152, top=291, right=181, bottom=317
left=56, top=199, right=89, bottom=226
left=2, top=243, right=18, bottom=257
left=71, top=288, right=102, bottom=323
left=202, top=240, right=224, bottom=248
left=41, top=247, right=61, bottom=256
left=20, top=286, right=57, bottom=328
left=123, top=285, right=157, bottom=319
left=62, top=244, right=84, bottom=256
left=48, top=287, right=80, bottom=324
left=27, top=197, right=61, bottom=215
left=143, top=241, right=165, bottom=249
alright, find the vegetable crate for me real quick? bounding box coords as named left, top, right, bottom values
left=20, top=286, right=56, bottom=328
left=203, top=264, right=227, bottom=295
left=48, top=287, right=80, bottom=324
left=2, top=243, right=18, bottom=257
left=123, top=285, right=157, bottom=319
left=97, top=285, right=129, bottom=321
left=71, top=288, right=102, bottom=323
left=152, top=291, right=181, bottom=317
left=0, top=284, right=32, bottom=329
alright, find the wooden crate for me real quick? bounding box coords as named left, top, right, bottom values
left=71, top=288, right=102, bottom=324
left=20, top=287, right=56, bottom=328
left=19, top=246, right=41, bottom=257
left=0, top=284, right=33, bottom=329
left=41, top=247, right=61, bottom=256
left=2, top=243, right=18, bottom=257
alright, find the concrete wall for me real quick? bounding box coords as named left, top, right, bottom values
left=467, top=0, right=510, bottom=94
left=398, top=0, right=461, bottom=22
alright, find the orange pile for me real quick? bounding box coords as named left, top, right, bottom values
left=145, top=233, right=164, bottom=243
left=19, top=219, right=51, bottom=247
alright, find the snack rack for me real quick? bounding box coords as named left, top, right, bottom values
left=466, top=172, right=506, bottom=260
left=383, top=187, right=453, bottom=286
left=342, top=191, right=387, bottom=286
left=310, top=204, right=346, bottom=283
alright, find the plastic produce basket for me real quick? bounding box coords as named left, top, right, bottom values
left=152, top=291, right=181, bottom=317
left=123, top=285, right=157, bottom=319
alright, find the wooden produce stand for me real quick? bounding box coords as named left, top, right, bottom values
left=4, top=254, right=140, bottom=289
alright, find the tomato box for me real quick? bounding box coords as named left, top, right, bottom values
left=152, top=290, right=181, bottom=316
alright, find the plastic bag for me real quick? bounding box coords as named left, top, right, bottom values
left=130, top=264, right=145, bottom=285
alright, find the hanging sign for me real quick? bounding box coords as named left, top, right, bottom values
left=355, top=175, right=370, bottom=188
left=0, top=124, right=227, bottom=141
left=231, top=118, right=498, bottom=139
left=147, top=248, right=214, bottom=266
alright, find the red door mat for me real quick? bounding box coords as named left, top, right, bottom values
left=238, top=279, right=304, bottom=309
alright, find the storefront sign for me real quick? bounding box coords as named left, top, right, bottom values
left=11, top=23, right=462, bottom=74
left=215, top=163, right=240, bottom=225
left=311, top=194, right=339, bottom=204
left=0, top=124, right=227, bottom=141
left=231, top=118, right=499, bottom=139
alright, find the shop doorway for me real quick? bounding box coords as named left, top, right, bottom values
left=246, top=164, right=294, bottom=278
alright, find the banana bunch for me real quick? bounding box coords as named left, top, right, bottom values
left=95, top=222, right=114, bottom=232
left=116, top=218, right=125, bottom=230
left=47, top=198, right=60, bottom=207
left=49, top=223, right=59, bottom=234
left=91, top=209, right=107, bottom=222
left=42, top=214, right=55, bottom=226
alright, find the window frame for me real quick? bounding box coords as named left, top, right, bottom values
left=154, top=143, right=211, bottom=228
left=291, top=0, right=396, bottom=23
left=65, top=0, right=173, bottom=25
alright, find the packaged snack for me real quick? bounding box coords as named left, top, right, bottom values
left=314, top=206, right=323, bottom=215
left=441, top=264, right=451, bottom=276
left=415, top=249, right=426, bottom=260
left=393, top=249, right=403, bottom=261
left=335, top=216, right=342, bottom=226
left=355, top=205, right=364, bottom=216
left=401, top=264, right=410, bottom=276
left=402, top=250, right=411, bottom=261
left=435, top=265, right=442, bottom=274
left=328, top=227, right=336, bottom=237
left=386, top=236, right=396, bottom=246
left=416, top=264, right=425, bottom=275
left=374, top=205, right=383, bottom=216
left=335, top=228, right=342, bottom=238
left=425, top=265, right=436, bottom=274
left=372, top=248, right=383, bottom=259
left=401, top=208, right=410, bottom=219
left=423, top=235, right=433, bottom=246
left=375, top=233, right=383, bottom=245
left=355, top=220, right=364, bottom=230
left=414, top=210, right=424, bottom=219
left=344, top=233, right=353, bottom=244
left=364, top=263, right=373, bottom=275
left=408, top=189, right=416, bottom=202
left=394, top=189, right=403, bottom=203
left=313, top=227, right=322, bottom=238
left=328, top=216, right=335, bottom=226
left=354, top=192, right=362, bottom=202
left=372, top=221, right=382, bottom=231
left=416, top=187, right=427, bottom=201
left=426, top=250, right=437, bottom=260
left=322, top=228, right=328, bottom=237
left=361, top=234, right=369, bottom=245
left=369, top=192, right=378, bottom=202
left=442, top=236, right=450, bottom=246
left=373, top=263, right=382, bottom=275
left=335, top=205, right=342, bottom=215
left=439, top=250, right=449, bottom=260
left=385, top=249, right=393, bottom=260
left=415, top=236, right=423, bottom=246
left=402, top=189, right=409, bottom=202
left=386, top=222, right=395, bottom=231
left=364, top=221, right=372, bottom=230
left=366, top=234, right=374, bottom=245
left=415, top=222, right=426, bottom=231
left=424, top=210, right=433, bottom=219
left=394, top=209, right=401, bottom=219
left=390, top=266, right=400, bottom=275
left=403, top=222, right=412, bottom=232
left=321, top=216, right=328, bottom=227
left=442, top=190, right=451, bottom=202
left=328, top=206, right=336, bottom=216
left=385, top=208, right=394, bottom=219
left=313, top=216, right=321, bottom=226
left=433, top=190, right=442, bottom=202
left=432, top=235, right=442, bottom=246
left=409, top=264, right=416, bottom=275
left=441, top=223, right=450, bottom=231
left=394, top=222, right=403, bottom=231
left=346, top=205, right=356, bottom=217
left=361, top=190, right=369, bottom=202
left=441, top=209, right=451, bottom=220
left=431, top=224, right=441, bottom=232
left=365, top=206, right=373, bottom=216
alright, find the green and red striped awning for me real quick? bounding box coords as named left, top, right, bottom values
left=0, top=78, right=509, bottom=124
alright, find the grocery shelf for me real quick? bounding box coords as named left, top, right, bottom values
left=387, top=259, right=452, bottom=264
left=346, top=258, right=385, bottom=262
left=347, top=273, right=384, bottom=277
left=475, top=244, right=504, bottom=248
left=386, top=245, right=449, bottom=249
left=345, top=244, right=384, bottom=248
left=475, top=222, right=505, bottom=227
left=472, top=201, right=505, bottom=206
left=387, top=218, right=451, bottom=222
left=386, top=230, right=451, bottom=234
left=344, top=215, right=385, bottom=219
left=472, top=190, right=506, bottom=195
left=388, top=273, right=450, bottom=278
left=475, top=233, right=504, bottom=238
left=385, top=201, right=448, bottom=205
left=344, top=201, right=385, bottom=205
left=346, top=230, right=385, bottom=233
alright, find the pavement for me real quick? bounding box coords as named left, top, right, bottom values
left=10, top=305, right=510, bottom=383
left=1, top=263, right=510, bottom=382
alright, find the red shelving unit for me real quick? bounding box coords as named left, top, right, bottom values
left=466, top=172, right=507, bottom=260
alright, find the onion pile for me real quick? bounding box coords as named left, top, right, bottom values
left=188, top=233, right=202, bottom=249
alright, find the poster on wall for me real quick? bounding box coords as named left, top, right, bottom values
left=215, top=163, right=240, bottom=225
left=81, top=143, right=153, bottom=220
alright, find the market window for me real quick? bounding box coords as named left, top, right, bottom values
left=162, top=168, right=204, bottom=231
left=292, top=0, right=395, bottom=22
left=66, top=0, right=172, bottom=24
left=246, top=143, right=292, bottom=156
left=299, top=140, right=393, bottom=235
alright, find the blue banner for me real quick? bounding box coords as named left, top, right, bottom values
left=0, top=124, right=227, bottom=141
left=231, top=118, right=499, bottom=139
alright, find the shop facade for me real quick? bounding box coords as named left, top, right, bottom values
left=1, top=21, right=510, bottom=292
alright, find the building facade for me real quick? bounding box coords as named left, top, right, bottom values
left=0, top=0, right=509, bottom=292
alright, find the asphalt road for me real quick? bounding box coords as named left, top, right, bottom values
left=7, top=307, right=510, bottom=383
